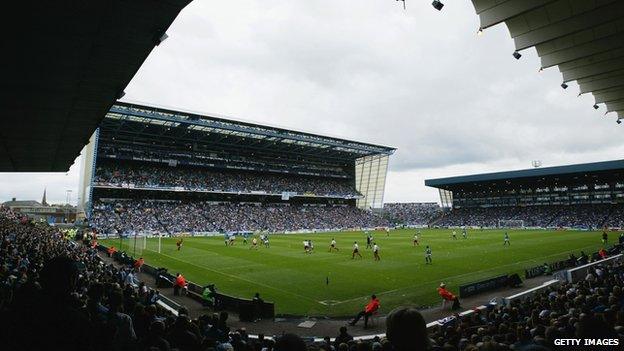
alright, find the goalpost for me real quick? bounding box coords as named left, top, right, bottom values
left=498, top=219, right=525, bottom=229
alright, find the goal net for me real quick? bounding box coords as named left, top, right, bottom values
left=498, top=219, right=524, bottom=228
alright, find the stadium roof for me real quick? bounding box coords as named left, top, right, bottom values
left=470, top=0, right=624, bottom=121
left=425, top=159, right=624, bottom=189
left=99, top=102, right=396, bottom=162
left=2, top=0, right=192, bottom=172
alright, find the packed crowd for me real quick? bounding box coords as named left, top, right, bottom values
left=94, top=163, right=360, bottom=197
left=4, top=204, right=624, bottom=350
left=427, top=256, right=624, bottom=350
left=0, top=206, right=421, bottom=351
left=436, top=204, right=624, bottom=229
left=91, top=201, right=390, bottom=235
left=383, top=203, right=442, bottom=225
left=0, top=207, right=174, bottom=350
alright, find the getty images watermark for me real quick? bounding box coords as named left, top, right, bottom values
left=554, top=339, right=620, bottom=347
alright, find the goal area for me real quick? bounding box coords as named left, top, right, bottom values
left=498, top=219, right=524, bottom=228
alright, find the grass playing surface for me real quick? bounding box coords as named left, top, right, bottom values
left=102, top=228, right=607, bottom=317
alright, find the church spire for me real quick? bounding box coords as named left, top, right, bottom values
left=42, top=188, right=48, bottom=206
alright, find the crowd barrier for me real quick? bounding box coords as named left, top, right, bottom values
left=459, top=274, right=510, bottom=298
left=503, top=279, right=560, bottom=304
left=565, top=254, right=623, bottom=283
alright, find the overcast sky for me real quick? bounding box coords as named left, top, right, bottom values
left=2, top=0, right=623, bottom=205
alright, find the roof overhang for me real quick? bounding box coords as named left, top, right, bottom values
left=471, top=0, right=624, bottom=121
left=99, top=102, right=396, bottom=162
left=425, top=159, right=624, bottom=190
left=1, top=0, right=192, bottom=171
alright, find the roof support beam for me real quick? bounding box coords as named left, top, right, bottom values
left=593, top=88, right=624, bottom=103
left=579, top=75, right=624, bottom=94
left=512, top=2, right=624, bottom=51
left=475, top=0, right=557, bottom=29
left=585, top=84, right=624, bottom=96
left=561, top=56, right=624, bottom=82
left=558, top=47, right=624, bottom=72
left=540, top=32, right=624, bottom=69
left=577, top=69, right=624, bottom=84
left=605, top=102, right=624, bottom=112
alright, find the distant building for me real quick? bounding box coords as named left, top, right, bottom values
left=3, top=193, right=77, bottom=223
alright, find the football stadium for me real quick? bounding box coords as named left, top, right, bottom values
left=2, top=1, right=624, bottom=350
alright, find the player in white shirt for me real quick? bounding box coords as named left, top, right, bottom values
left=303, top=240, right=310, bottom=254
left=413, top=233, right=419, bottom=246
left=373, top=243, right=380, bottom=261
left=329, top=238, right=339, bottom=252
left=263, top=235, right=270, bottom=248
left=352, top=241, right=362, bottom=259
left=452, top=230, right=457, bottom=240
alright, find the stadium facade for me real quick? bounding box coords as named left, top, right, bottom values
left=425, top=160, right=624, bottom=209
left=78, top=102, right=395, bottom=226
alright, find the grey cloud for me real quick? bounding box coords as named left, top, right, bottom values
left=4, top=1, right=621, bottom=203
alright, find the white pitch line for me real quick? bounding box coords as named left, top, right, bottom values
left=332, top=243, right=600, bottom=305
left=145, top=249, right=321, bottom=305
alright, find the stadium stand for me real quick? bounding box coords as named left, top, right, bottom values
left=2, top=206, right=623, bottom=351
left=427, top=255, right=624, bottom=350
left=91, top=200, right=389, bottom=235
left=435, top=204, right=624, bottom=229
left=82, top=102, right=395, bottom=236
left=94, top=161, right=361, bottom=197
left=427, top=160, right=624, bottom=230
left=383, top=203, right=442, bottom=226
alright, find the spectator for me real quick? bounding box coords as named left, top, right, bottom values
left=274, top=333, right=307, bottom=351
left=349, top=294, right=380, bottom=328
left=91, top=200, right=390, bottom=235
left=385, top=307, right=429, bottom=351
left=334, top=326, right=353, bottom=347
left=173, top=273, right=187, bottom=296
left=134, top=257, right=144, bottom=272
left=437, top=283, right=460, bottom=310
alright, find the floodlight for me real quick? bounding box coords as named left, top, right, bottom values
left=432, top=1, right=444, bottom=11
left=512, top=51, right=521, bottom=60
left=561, top=83, right=568, bottom=89
left=157, top=33, right=168, bottom=45
left=593, top=104, right=599, bottom=110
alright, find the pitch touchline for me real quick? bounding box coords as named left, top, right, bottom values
left=332, top=243, right=600, bottom=305
left=145, top=249, right=321, bottom=305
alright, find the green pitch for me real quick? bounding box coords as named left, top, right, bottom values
left=102, top=228, right=606, bottom=317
